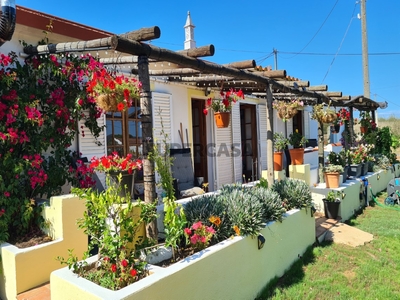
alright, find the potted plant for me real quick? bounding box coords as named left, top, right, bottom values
left=311, top=103, right=337, bottom=124
left=203, top=88, right=244, bottom=128
left=90, top=152, right=142, bottom=199
left=323, top=190, right=341, bottom=219
left=288, top=129, right=308, bottom=165
left=359, top=111, right=376, bottom=134
left=273, top=132, right=289, bottom=171
left=323, top=164, right=344, bottom=188
left=327, top=150, right=349, bottom=183
left=348, top=146, right=365, bottom=177
left=86, top=62, right=142, bottom=112
left=272, top=98, right=303, bottom=122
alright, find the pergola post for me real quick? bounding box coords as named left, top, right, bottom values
left=266, top=83, right=274, bottom=186
left=137, top=55, right=158, bottom=241
left=317, top=98, right=325, bottom=183
left=349, top=107, right=355, bottom=148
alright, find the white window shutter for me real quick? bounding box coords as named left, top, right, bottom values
left=214, top=113, right=234, bottom=189
left=151, top=92, right=172, bottom=202
left=258, top=104, right=268, bottom=171
left=152, top=92, right=172, bottom=144
left=304, top=110, right=310, bottom=139
left=231, top=103, right=242, bottom=183
left=78, top=111, right=107, bottom=188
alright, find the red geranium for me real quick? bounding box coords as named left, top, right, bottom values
left=90, top=152, right=142, bottom=174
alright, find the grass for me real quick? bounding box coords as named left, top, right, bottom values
left=256, top=192, right=400, bottom=300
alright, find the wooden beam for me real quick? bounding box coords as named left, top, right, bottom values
left=119, top=26, right=161, bottom=41
left=306, top=85, right=328, bottom=92
left=276, top=80, right=310, bottom=88
left=176, top=45, right=215, bottom=57
left=224, top=60, right=256, bottom=69
left=252, top=70, right=287, bottom=79
left=330, top=95, right=351, bottom=101
left=320, top=91, right=342, bottom=97
left=23, top=35, right=330, bottom=101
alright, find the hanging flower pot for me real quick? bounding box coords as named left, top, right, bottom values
left=96, top=94, right=119, bottom=112
left=289, top=148, right=304, bottom=165
left=214, top=112, right=231, bottom=128
left=272, top=99, right=303, bottom=122
left=360, top=126, right=367, bottom=134
left=87, top=65, right=142, bottom=112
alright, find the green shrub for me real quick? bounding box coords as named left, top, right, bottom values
left=251, top=187, right=285, bottom=223
left=221, top=188, right=265, bottom=237
left=271, top=178, right=312, bottom=211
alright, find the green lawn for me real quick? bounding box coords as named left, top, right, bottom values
left=256, top=192, right=400, bottom=300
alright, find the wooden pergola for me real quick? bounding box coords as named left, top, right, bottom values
left=22, top=26, right=387, bottom=237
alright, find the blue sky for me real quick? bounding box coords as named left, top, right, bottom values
left=16, top=0, right=400, bottom=117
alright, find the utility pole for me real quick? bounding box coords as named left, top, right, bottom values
left=273, top=48, right=278, bottom=70
left=360, top=0, right=370, bottom=98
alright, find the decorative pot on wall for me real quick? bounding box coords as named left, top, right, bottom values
left=273, top=152, right=284, bottom=171
left=348, top=164, right=362, bottom=178
left=108, top=170, right=135, bottom=199
left=324, top=172, right=340, bottom=188
left=360, top=126, right=367, bottom=134
left=214, top=112, right=230, bottom=128
left=289, top=148, right=304, bottom=165
left=323, top=200, right=340, bottom=219
left=341, top=166, right=349, bottom=183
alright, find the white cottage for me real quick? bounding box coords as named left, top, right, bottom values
left=8, top=5, right=339, bottom=199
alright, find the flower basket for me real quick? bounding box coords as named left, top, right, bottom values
left=273, top=99, right=303, bottom=122
left=214, top=112, right=231, bottom=128
left=277, top=106, right=298, bottom=120
left=320, top=111, right=337, bottom=124
left=96, top=93, right=119, bottom=112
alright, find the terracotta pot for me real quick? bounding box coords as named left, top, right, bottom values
left=324, top=172, right=340, bottom=188
left=214, top=112, right=231, bottom=128
left=289, top=148, right=304, bottom=165
left=360, top=126, right=367, bottom=133
left=273, top=152, right=284, bottom=171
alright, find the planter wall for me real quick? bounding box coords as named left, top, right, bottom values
left=0, top=194, right=87, bottom=300
left=366, top=169, right=395, bottom=203
left=51, top=209, right=315, bottom=300
left=311, top=181, right=361, bottom=222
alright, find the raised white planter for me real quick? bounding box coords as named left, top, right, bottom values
left=0, top=194, right=87, bottom=300
left=51, top=208, right=315, bottom=300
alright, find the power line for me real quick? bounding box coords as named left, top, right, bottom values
left=279, top=51, right=400, bottom=56
left=285, top=0, right=339, bottom=59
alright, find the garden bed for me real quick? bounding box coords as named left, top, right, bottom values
left=0, top=194, right=87, bottom=300
left=51, top=208, right=315, bottom=300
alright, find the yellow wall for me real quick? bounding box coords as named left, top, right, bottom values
left=0, top=194, right=87, bottom=300
left=51, top=209, right=315, bottom=300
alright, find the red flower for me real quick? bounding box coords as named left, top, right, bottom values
left=121, top=259, right=128, bottom=267
left=130, top=269, right=137, bottom=277
left=111, top=264, right=117, bottom=273
left=117, top=102, right=125, bottom=111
